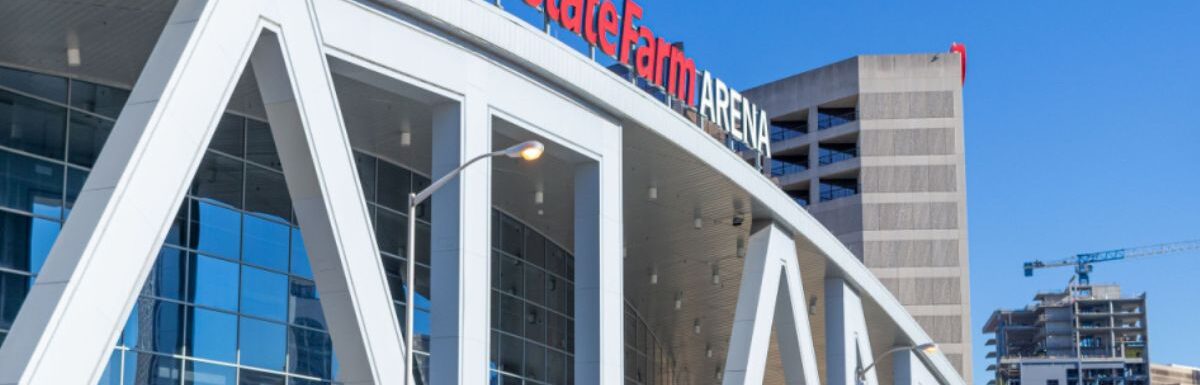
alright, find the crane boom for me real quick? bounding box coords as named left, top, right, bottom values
left=1023, top=239, right=1200, bottom=284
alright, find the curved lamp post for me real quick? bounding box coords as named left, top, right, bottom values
left=404, top=140, right=545, bottom=385
left=856, top=342, right=938, bottom=383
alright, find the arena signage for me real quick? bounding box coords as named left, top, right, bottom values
left=519, top=0, right=772, bottom=158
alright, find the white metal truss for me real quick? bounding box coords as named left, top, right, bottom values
left=826, top=278, right=879, bottom=385
left=722, top=223, right=822, bottom=385
left=0, top=1, right=408, bottom=384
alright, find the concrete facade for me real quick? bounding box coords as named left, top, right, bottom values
left=983, top=284, right=1150, bottom=385
left=745, top=54, right=973, bottom=380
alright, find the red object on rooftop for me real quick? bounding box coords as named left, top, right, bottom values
left=950, top=42, right=966, bottom=85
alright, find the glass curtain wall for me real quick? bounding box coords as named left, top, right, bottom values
left=0, top=65, right=444, bottom=385
left=490, top=212, right=576, bottom=385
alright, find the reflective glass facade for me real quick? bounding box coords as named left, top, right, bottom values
left=490, top=213, right=576, bottom=385
left=0, top=65, right=590, bottom=385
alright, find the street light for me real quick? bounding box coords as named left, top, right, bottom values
left=404, top=140, right=544, bottom=385
left=856, top=342, right=938, bottom=383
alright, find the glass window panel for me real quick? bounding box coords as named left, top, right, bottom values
left=416, top=222, right=431, bottom=267
left=414, top=307, right=430, bottom=353
left=289, top=278, right=325, bottom=330
left=499, top=294, right=523, bottom=336
left=547, top=349, right=566, bottom=384
left=290, top=227, right=312, bottom=279
left=353, top=151, right=376, bottom=203
left=288, top=326, right=334, bottom=379
left=546, top=242, right=567, bottom=278
left=500, top=333, right=523, bottom=376
left=0, top=89, right=66, bottom=159
left=563, top=282, right=574, bottom=318
left=133, top=298, right=185, bottom=355
left=190, top=200, right=240, bottom=259
left=0, top=149, right=64, bottom=217
left=499, top=215, right=523, bottom=257
left=374, top=208, right=406, bottom=256
left=500, top=255, right=523, bottom=297
left=242, top=214, right=288, bottom=271
left=385, top=268, right=405, bottom=304
left=121, top=302, right=138, bottom=348
left=548, top=313, right=566, bottom=351
left=0, top=210, right=33, bottom=271
left=238, top=317, right=287, bottom=371
left=187, top=307, right=237, bottom=363
left=69, top=80, right=129, bottom=119
left=142, top=247, right=185, bottom=300
left=0, top=271, right=30, bottom=329
left=123, top=351, right=182, bottom=385
left=501, top=374, right=521, bottom=385
left=525, top=264, right=545, bottom=306
left=66, top=111, right=112, bottom=168
left=525, top=230, right=545, bottom=268
left=191, top=153, right=243, bottom=209
left=161, top=203, right=188, bottom=248
left=244, top=165, right=290, bottom=222
left=526, top=304, right=546, bottom=344
left=0, top=331, right=6, bottom=348
left=415, top=264, right=431, bottom=309
left=290, top=379, right=329, bottom=385
left=97, top=350, right=121, bottom=385
left=184, top=360, right=236, bottom=385
left=209, top=114, right=244, bottom=157
left=374, top=161, right=410, bottom=211
left=525, top=341, right=545, bottom=381
left=412, top=174, right=431, bottom=221
left=240, top=265, right=288, bottom=321
left=190, top=254, right=239, bottom=311
left=244, top=119, right=280, bottom=170
left=0, top=66, right=67, bottom=102
left=238, top=368, right=286, bottom=385
left=63, top=167, right=87, bottom=217
left=546, top=274, right=563, bottom=314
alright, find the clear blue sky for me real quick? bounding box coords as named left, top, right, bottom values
left=618, top=0, right=1200, bottom=382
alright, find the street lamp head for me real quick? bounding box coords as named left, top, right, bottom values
left=915, top=343, right=938, bottom=355
left=504, top=140, right=544, bottom=161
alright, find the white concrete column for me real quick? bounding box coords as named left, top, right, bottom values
left=826, top=278, right=878, bottom=385
left=894, top=350, right=938, bottom=385
left=429, top=93, right=492, bottom=384
left=723, top=224, right=820, bottom=385
left=249, top=15, right=407, bottom=385
left=574, top=154, right=623, bottom=384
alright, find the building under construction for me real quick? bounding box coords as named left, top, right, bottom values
left=983, top=284, right=1149, bottom=385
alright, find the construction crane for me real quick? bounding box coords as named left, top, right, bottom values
left=1023, top=239, right=1200, bottom=284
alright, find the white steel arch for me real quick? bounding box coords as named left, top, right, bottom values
left=0, top=1, right=409, bottom=384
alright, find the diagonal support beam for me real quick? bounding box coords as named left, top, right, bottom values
left=0, top=1, right=406, bottom=384
left=826, top=278, right=878, bottom=385
left=723, top=223, right=821, bottom=385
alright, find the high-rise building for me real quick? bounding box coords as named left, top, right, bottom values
left=982, top=284, right=1150, bottom=385
left=745, top=53, right=973, bottom=380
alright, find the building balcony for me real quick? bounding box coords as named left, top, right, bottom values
left=817, top=107, right=857, bottom=130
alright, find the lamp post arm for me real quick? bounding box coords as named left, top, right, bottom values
left=403, top=148, right=503, bottom=385
left=411, top=150, right=505, bottom=206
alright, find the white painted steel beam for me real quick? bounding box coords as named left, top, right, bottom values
left=429, top=94, right=492, bottom=384
left=0, top=1, right=407, bottom=384
left=574, top=157, right=624, bottom=385
left=722, top=224, right=820, bottom=385
left=826, top=278, right=879, bottom=385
